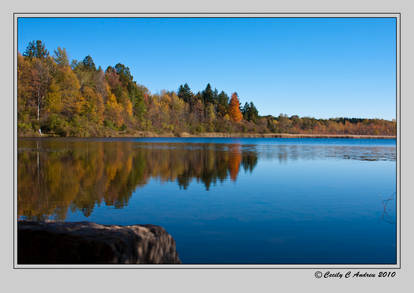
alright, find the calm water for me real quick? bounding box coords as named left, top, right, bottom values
left=17, top=137, right=397, bottom=264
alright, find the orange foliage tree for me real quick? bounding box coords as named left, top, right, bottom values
left=229, top=92, right=243, bottom=122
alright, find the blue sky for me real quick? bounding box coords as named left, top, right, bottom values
left=17, top=17, right=397, bottom=120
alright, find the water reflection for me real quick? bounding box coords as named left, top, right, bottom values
left=18, top=140, right=258, bottom=221
left=18, top=139, right=395, bottom=222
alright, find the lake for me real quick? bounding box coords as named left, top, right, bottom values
left=17, top=137, right=397, bottom=264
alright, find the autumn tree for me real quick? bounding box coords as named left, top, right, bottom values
left=81, top=85, right=104, bottom=124
left=71, top=55, right=99, bottom=91
left=31, top=58, right=52, bottom=123
left=228, top=92, right=243, bottom=122
left=113, top=63, right=147, bottom=122
left=106, top=92, right=124, bottom=128
left=17, top=54, right=33, bottom=121
left=53, top=47, right=69, bottom=67
left=53, top=63, right=81, bottom=118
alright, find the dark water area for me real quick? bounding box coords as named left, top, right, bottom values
left=17, top=137, right=397, bottom=264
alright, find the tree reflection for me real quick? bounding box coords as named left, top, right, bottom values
left=18, top=140, right=258, bottom=221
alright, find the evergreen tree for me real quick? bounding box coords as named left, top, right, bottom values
left=82, top=55, right=96, bottom=71
left=242, top=102, right=250, bottom=120
left=216, top=91, right=229, bottom=117
left=213, top=88, right=219, bottom=104
left=202, top=83, right=214, bottom=104
left=249, top=102, right=259, bottom=122
left=114, top=63, right=133, bottom=86
left=242, top=102, right=259, bottom=122
left=23, top=40, right=49, bottom=59
left=177, top=83, right=193, bottom=103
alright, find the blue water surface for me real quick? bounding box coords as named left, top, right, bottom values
left=19, top=138, right=397, bottom=264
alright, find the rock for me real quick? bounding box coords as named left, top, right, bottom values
left=18, top=221, right=181, bottom=264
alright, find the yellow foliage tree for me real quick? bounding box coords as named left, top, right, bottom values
left=82, top=86, right=104, bottom=124
left=45, top=81, right=63, bottom=113
left=106, top=93, right=124, bottom=127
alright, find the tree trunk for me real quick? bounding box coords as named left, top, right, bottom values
left=36, top=89, right=40, bottom=121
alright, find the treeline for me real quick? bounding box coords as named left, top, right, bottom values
left=17, top=41, right=396, bottom=137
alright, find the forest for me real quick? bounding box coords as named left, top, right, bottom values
left=17, top=41, right=397, bottom=137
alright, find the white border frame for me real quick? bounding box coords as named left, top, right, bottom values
left=13, top=12, right=401, bottom=269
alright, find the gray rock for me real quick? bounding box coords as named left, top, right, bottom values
left=18, top=221, right=181, bottom=264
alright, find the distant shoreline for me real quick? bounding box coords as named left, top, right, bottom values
left=179, top=133, right=396, bottom=139
left=18, top=132, right=396, bottom=139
